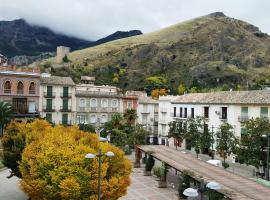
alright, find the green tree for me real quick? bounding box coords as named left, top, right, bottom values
left=168, top=119, right=187, bottom=150
left=178, top=84, right=186, bottom=95
left=78, top=124, right=95, bottom=133
left=62, top=55, right=69, bottom=63
left=200, top=123, right=213, bottom=154
left=0, top=101, right=13, bottom=136
left=216, top=123, right=236, bottom=168
left=236, top=118, right=270, bottom=177
left=123, top=109, right=138, bottom=126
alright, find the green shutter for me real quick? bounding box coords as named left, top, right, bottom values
left=241, top=107, right=248, bottom=116
left=63, top=99, right=68, bottom=110
left=63, top=87, right=69, bottom=97
left=46, top=113, right=52, bottom=122
left=260, top=107, right=268, bottom=118
left=46, top=99, right=52, bottom=110
left=47, top=86, right=52, bottom=97
left=62, top=114, right=68, bottom=125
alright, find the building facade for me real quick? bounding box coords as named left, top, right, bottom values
left=0, top=66, right=40, bottom=119
left=161, top=91, right=270, bottom=150
left=137, top=95, right=159, bottom=135
left=39, top=74, right=76, bottom=125
left=75, top=76, right=122, bottom=127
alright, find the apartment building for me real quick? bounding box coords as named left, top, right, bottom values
left=39, top=74, right=76, bottom=125
left=0, top=66, right=40, bottom=119
left=162, top=90, right=270, bottom=149
left=75, top=76, right=122, bottom=126
left=137, top=95, right=159, bottom=134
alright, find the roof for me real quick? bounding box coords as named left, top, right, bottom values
left=139, top=96, right=158, bottom=104
left=172, top=90, right=270, bottom=105
left=41, top=76, right=75, bottom=86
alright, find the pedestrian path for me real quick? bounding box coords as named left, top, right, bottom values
left=139, top=145, right=270, bottom=200
left=120, top=167, right=178, bottom=200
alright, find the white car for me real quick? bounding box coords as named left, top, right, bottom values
left=206, top=159, right=223, bottom=168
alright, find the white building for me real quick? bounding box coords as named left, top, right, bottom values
left=75, top=76, right=122, bottom=127
left=137, top=94, right=159, bottom=135
left=39, top=74, right=76, bottom=125
left=162, top=90, right=270, bottom=150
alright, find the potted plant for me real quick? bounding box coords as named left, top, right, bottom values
left=144, top=154, right=155, bottom=176
left=153, top=163, right=168, bottom=188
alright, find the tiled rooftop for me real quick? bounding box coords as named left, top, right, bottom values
left=41, top=76, right=75, bottom=86
left=173, top=90, right=270, bottom=105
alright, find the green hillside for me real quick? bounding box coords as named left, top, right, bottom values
left=41, top=12, right=270, bottom=93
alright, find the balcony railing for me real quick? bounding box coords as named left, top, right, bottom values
left=60, top=106, right=72, bottom=112
left=60, top=93, right=72, bottom=98
left=43, top=106, right=55, bottom=112
left=141, top=109, right=150, bottom=114
left=44, top=92, right=56, bottom=98
left=29, top=90, right=36, bottom=95
left=17, top=90, right=24, bottom=95
left=238, top=116, right=249, bottom=122
left=77, top=107, right=119, bottom=113
left=61, top=120, right=72, bottom=126
left=4, top=89, right=11, bottom=94
left=170, top=113, right=190, bottom=118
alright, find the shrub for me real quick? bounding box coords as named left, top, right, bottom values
left=145, top=154, right=155, bottom=171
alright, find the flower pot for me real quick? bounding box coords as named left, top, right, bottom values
left=156, top=180, right=167, bottom=188
left=143, top=170, right=152, bottom=176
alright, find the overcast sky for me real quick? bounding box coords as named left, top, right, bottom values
left=0, top=0, right=269, bottom=41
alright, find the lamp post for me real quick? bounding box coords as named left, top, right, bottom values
left=262, top=133, right=270, bottom=181
left=85, top=150, right=114, bottom=200
left=206, top=181, right=221, bottom=200
left=183, top=188, right=199, bottom=199
left=211, top=126, right=215, bottom=159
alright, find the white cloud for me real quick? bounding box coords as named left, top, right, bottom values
left=0, top=0, right=269, bottom=40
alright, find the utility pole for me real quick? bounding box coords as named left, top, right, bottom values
left=267, top=133, right=270, bottom=181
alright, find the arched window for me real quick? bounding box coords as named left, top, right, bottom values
left=29, top=82, right=35, bottom=94
left=91, top=99, right=97, bottom=107
left=90, top=115, right=96, bottom=123
left=4, top=81, right=11, bottom=93
left=79, top=99, right=85, bottom=107
left=17, top=81, right=24, bottom=94
left=101, top=99, right=108, bottom=108
left=112, top=99, right=118, bottom=107
left=101, top=115, right=107, bottom=123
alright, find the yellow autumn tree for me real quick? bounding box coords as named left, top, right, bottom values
left=151, top=88, right=168, bottom=99
left=18, top=121, right=132, bottom=200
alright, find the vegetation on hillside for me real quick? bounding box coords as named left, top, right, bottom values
left=41, top=12, right=270, bottom=93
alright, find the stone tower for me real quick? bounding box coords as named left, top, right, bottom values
left=56, top=46, right=70, bottom=63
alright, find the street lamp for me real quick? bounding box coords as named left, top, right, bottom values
left=206, top=181, right=221, bottom=200
left=262, top=133, right=270, bottom=181
left=183, top=188, right=199, bottom=198
left=85, top=149, right=115, bottom=200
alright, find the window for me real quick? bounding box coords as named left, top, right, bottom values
left=204, top=107, right=209, bottom=118
left=79, top=99, right=85, bottom=108
left=90, top=99, right=97, bottom=107
left=90, top=115, right=96, bottom=123
left=62, top=114, right=68, bottom=125
left=143, top=104, right=148, bottom=113
left=191, top=108, right=194, bottom=118
left=17, top=81, right=24, bottom=94
left=162, top=125, right=166, bottom=135
left=184, top=108, right=187, bottom=118
left=28, top=102, right=36, bottom=113
left=261, top=107, right=268, bottom=118
left=221, top=107, right=227, bottom=119
left=77, top=115, right=88, bottom=124
left=101, top=115, right=107, bottom=123
left=46, top=113, right=52, bottom=122
left=180, top=107, right=183, bottom=118
left=173, top=107, right=176, bottom=117
left=63, top=87, right=69, bottom=97
left=127, top=101, right=133, bottom=110
left=46, top=86, right=53, bottom=97
left=4, top=80, right=11, bottom=93
left=29, top=82, right=35, bottom=94
left=142, top=114, right=147, bottom=124
left=112, top=99, right=118, bottom=107
left=46, top=99, right=53, bottom=110
left=62, top=99, right=69, bottom=111
left=101, top=99, right=108, bottom=107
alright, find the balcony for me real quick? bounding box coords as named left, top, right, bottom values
left=43, top=106, right=55, bottom=112
left=160, top=107, right=167, bottom=113
left=219, top=116, right=227, bottom=121
left=29, top=90, right=36, bottom=95
left=238, top=116, right=249, bottom=122
left=60, top=93, right=72, bottom=98
left=170, top=113, right=189, bottom=119
left=159, top=119, right=167, bottom=125
left=141, top=109, right=150, bottom=114
left=4, top=89, right=11, bottom=94
left=61, top=120, right=72, bottom=126
left=60, top=106, right=72, bottom=112
left=17, top=90, right=24, bottom=95
left=44, top=92, right=56, bottom=98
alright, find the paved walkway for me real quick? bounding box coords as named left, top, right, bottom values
left=138, top=145, right=270, bottom=200
left=120, top=167, right=178, bottom=200
left=0, top=169, right=28, bottom=200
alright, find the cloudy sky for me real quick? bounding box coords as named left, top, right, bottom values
left=0, top=0, right=269, bottom=40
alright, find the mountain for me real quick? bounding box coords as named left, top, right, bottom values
left=0, top=19, right=142, bottom=62
left=0, top=19, right=91, bottom=57
left=43, top=12, right=270, bottom=92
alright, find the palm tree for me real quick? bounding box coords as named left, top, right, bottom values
left=124, top=109, right=138, bottom=126
left=0, top=101, right=13, bottom=136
